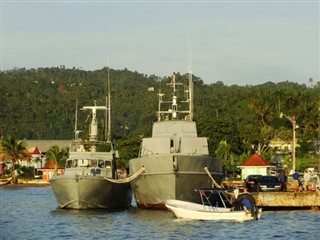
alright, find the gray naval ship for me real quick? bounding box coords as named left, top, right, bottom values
left=129, top=72, right=223, bottom=209
left=50, top=104, right=132, bottom=209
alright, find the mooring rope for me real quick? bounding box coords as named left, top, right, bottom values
left=204, top=166, right=221, bottom=188
left=204, top=166, right=238, bottom=205
left=104, top=166, right=145, bottom=183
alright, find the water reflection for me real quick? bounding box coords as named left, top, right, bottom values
left=1, top=187, right=320, bottom=240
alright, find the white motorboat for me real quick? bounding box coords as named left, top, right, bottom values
left=165, top=188, right=262, bottom=221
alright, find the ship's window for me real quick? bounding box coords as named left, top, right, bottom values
left=66, top=160, right=72, bottom=168
left=86, top=160, right=90, bottom=167
left=73, top=159, right=78, bottom=168
left=105, top=161, right=111, bottom=169
left=98, top=160, right=104, bottom=168
left=89, top=160, right=97, bottom=167
left=170, top=139, right=174, bottom=148
left=78, top=159, right=89, bottom=167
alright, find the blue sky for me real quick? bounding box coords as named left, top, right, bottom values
left=1, top=0, right=319, bottom=85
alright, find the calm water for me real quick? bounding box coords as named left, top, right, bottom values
left=1, top=187, right=320, bottom=240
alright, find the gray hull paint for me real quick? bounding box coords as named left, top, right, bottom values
left=129, top=154, right=223, bottom=209
left=49, top=103, right=132, bottom=209
left=129, top=74, right=223, bottom=209
left=50, top=175, right=132, bottom=209
left=50, top=150, right=132, bottom=210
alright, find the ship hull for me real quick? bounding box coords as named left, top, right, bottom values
left=129, top=154, right=223, bottom=209
left=50, top=175, right=132, bottom=209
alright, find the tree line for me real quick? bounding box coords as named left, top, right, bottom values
left=0, top=67, right=319, bottom=172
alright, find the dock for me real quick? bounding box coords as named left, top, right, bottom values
left=252, top=191, right=320, bottom=209
left=222, top=180, right=320, bottom=209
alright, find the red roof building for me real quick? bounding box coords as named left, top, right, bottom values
left=43, top=161, right=57, bottom=169
left=37, top=160, right=64, bottom=181
left=29, top=147, right=41, bottom=155
left=239, top=153, right=274, bottom=167
left=238, top=153, right=276, bottom=180
left=26, top=146, right=44, bottom=168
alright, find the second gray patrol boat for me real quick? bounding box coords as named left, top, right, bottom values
left=129, top=72, right=223, bottom=209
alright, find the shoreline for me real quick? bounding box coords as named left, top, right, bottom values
left=1, top=182, right=50, bottom=187
left=0, top=178, right=50, bottom=187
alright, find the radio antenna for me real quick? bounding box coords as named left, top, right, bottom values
left=187, top=32, right=194, bottom=121
left=106, top=59, right=111, bottom=143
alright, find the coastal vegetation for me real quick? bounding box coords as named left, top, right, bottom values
left=46, top=145, right=69, bottom=176
left=0, top=67, right=319, bottom=172
left=0, top=135, right=30, bottom=182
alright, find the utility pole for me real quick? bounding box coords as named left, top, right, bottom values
left=280, top=113, right=298, bottom=173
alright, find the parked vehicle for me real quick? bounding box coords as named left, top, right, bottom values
left=244, top=175, right=262, bottom=192
left=258, top=176, right=281, bottom=192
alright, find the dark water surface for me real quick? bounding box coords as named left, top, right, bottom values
left=1, top=186, right=320, bottom=240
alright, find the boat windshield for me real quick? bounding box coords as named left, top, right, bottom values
left=65, top=159, right=110, bottom=169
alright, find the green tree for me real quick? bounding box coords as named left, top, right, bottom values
left=215, top=140, right=236, bottom=171
left=46, top=145, right=69, bottom=175
left=0, top=135, right=30, bottom=183
left=215, top=140, right=231, bottom=160
left=117, top=136, right=142, bottom=169
left=1, top=67, right=320, bottom=163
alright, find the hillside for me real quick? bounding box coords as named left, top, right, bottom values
left=0, top=67, right=319, bottom=160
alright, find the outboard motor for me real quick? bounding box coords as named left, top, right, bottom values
left=233, top=193, right=259, bottom=220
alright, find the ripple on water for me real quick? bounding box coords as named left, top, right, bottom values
left=1, top=187, right=320, bottom=240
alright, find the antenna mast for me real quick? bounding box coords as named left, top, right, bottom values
left=74, top=98, right=79, bottom=140
left=82, top=105, right=107, bottom=152
left=157, top=78, right=164, bottom=121
left=106, top=62, right=111, bottom=143
left=187, top=34, right=194, bottom=121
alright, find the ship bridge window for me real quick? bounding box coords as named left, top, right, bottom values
left=105, top=161, right=111, bottom=169
left=73, top=159, right=78, bottom=168
left=88, top=160, right=97, bottom=167
left=98, top=160, right=104, bottom=168
left=66, top=160, right=72, bottom=168
left=78, top=159, right=89, bottom=167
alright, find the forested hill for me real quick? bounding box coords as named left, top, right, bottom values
left=0, top=67, right=319, bottom=157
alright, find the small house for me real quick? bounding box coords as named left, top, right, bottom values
left=28, top=146, right=46, bottom=168
left=238, top=153, right=276, bottom=180
left=38, top=161, right=64, bottom=181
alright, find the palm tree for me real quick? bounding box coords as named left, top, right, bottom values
left=0, top=135, right=30, bottom=183
left=215, top=140, right=231, bottom=160
left=46, top=145, right=69, bottom=175
left=215, top=140, right=234, bottom=172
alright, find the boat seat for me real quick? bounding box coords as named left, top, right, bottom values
left=90, top=168, right=101, bottom=176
